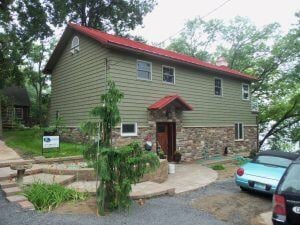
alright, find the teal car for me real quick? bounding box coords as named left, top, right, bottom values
left=235, top=151, right=299, bottom=194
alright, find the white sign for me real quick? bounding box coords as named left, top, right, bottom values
left=43, top=136, right=60, bottom=149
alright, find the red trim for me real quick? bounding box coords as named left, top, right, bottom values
left=67, top=23, right=257, bottom=81
left=148, top=95, right=193, bottom=111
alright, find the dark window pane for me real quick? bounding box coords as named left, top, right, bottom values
left=239, top=123, right=243, bottom=139
left=235, top=123, right=239, bottom=140
left=163, top=74, right=174, bottom=83
left=122, top=124, right=135, bottom=133
left=163, top=67, right=174, bottom=83
left=215, top=79, right=222, bottom=95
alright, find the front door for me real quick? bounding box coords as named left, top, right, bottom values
left=156, top=122, right=176, bottom=161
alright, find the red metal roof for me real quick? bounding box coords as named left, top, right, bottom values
left=66, top=23, right=257, bottom=81
left=148, top=95, right=193, bottom=111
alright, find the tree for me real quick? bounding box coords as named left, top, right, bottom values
left=0, top=0, right=54, bottom=135
left=82, top=80, right=159, bottom=215
left=167, top=17, right=223, bottom=61
left=24, top=41, right=55, bottom=126
left=167, top=13, right=300, bottom=150
left=45, top=0, right=157, bottom=35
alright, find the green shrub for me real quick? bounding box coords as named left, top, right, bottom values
left=235, top=156, right=251, bottom=166
left=24, top=182, right=88, bottom=211
left=211, top=164, right=225, bottom=170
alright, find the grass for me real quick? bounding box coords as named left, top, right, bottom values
left=24, top=182, right=88, bottom=211
left=3, top=129, right=84, bottom=158
left=211, top=164, right=225, bottom=170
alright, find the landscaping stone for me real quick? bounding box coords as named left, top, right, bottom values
left=22, top=173, right=75, bottom=186
left=17, top=200, right=35, bottom=210
left=2, top=186, right=22, bottom=196
left=6, top=195, right=27, bottom=203
left=0, top=180, right=17, bottom=188
left=130, top=181, right=175, bottom=199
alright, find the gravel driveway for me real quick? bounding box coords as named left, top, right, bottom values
left=0, top=180, right=271, bottom=225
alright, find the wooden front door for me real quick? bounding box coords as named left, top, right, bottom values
left=156, top=122, right=176, bottom=161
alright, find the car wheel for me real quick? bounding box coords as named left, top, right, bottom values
left=240, top=186, right=248, bottom=192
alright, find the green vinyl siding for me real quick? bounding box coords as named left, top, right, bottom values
left=107, top=50, right=256, bottom=127
left=50, top=33, right=107, bottom=126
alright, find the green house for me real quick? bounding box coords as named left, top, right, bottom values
left=44, top=23, right=258, bottom=161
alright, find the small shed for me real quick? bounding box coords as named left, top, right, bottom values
left=1, top=86, right=30, bottom=128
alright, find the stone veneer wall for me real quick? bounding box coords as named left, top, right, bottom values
left=177, top=126, right=258, bottom=161
left=112, top=125, right=258, bottom=162
left=61, top=106, right=258, bottom=162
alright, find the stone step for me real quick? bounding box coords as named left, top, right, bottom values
left=6, top=195, right=27, bottom=203
left=0, top=180, right=17, bottom=188
left=130, top=181, right=175, bottom=200
left=2, top=186, right=22, bottom=197
left=0, top=167, right=43, bottom=181
left=17, top=200, right=35, bottom=211
left=22, top=173, right=76, bottom=186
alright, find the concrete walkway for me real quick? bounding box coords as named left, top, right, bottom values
left=67, top=163, right=218, bottom=198
left=0, top=141, right=21, bottom=162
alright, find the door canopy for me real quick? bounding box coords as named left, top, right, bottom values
left=148, top=95, right=193, bottom=111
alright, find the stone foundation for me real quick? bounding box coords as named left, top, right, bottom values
left=112, top=125, right=258, bottom=162
left=178, top=126, right=258, bottom=161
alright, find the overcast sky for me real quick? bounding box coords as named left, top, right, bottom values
left=131, top=0, right=300, bottom=44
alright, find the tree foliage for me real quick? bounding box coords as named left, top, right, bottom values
left=167, top=13, right=300, bottom=149
left=45, top=0, right=157, bottom=35
left=82, top=80, right=159, bottom=215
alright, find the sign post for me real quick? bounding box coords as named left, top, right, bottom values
left=42, top=135, right=60, bottom=155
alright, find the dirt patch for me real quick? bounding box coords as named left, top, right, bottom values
left=214, top=163, right=239, bottom=181
left=53, top=197, right=98, bottom=215
left=191, top=191, right=272, bottom=225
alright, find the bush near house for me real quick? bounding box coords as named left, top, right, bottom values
left=3, top=128, right=84, bottom=158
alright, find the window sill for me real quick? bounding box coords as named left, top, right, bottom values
left=162, top=81, right=175, bottom=85
left=121, top=134, right=138, bottom=137
left=234, top=139, right=244, bottom=142
left=137, top=78, right=152, bottom=82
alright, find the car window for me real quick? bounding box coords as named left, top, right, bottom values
left=278, top=164, right=300, bottom=194
left=254, top=156, right=292, bottom=168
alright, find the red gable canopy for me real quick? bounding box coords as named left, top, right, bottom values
left=148, top=95, right=193, bottom=111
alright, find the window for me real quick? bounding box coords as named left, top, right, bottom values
left=162, top=66, right=175, bottom=84
left=70, top=36, right=80, bottom=53
left=137, top=60, right=152, bottom=80
left=234, top=122, right=244, bottom=140
left=214, top=78, right=222, bottom=96
left=253, top=156, right=292, bottom=168
left=278, top=164, right=300, bottom=194
left=14, top=107, right=23, bottom=119
left=242, top=83, right=250, bottom=100
left=121, top=123, right=138, bottom=136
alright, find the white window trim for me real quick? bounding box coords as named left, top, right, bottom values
left=162, top=65, right=176, bottom=85
left=70, top=36, right=80, bottom=54
left=242, top=83, right=250, bottom=100
left=234, top=122, right=244, bottom=141
left=136, top=60, right=152, bottom=81
left=214, top=77, right=223, bottom=97
left=121, top=123, right=138, bottom=137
